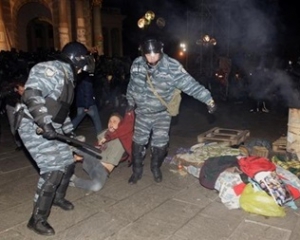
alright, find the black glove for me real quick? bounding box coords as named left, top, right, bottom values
left=41, top=123, right=57, bottom=140
left=207, top=100, right=217, bottom=114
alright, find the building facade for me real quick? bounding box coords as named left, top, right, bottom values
left=0, top=0, right=125, bottom=56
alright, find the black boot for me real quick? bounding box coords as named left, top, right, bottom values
left=27, top=171, right=64, bottom=236
left=27, top=214, right=55, bottom=236
left=128, top=142, right=146, bottom=184
left=150, top=145, right=168, bottom=183
left=52, top=198, right=74, bottom=211
left=53, top=163, right=75, bottom=211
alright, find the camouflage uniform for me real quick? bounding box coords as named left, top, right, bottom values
left=18, top=60, right=76, bottom=235
left=126, top=53, right=213, bottom=147
left=19, top=60, right=74, bottom=176
left=126, top=53, right=214, bottom=184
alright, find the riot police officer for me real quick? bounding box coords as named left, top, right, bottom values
left=126, top=36, right=216, bottom=184
left=17, top=41, right=95, bottom=236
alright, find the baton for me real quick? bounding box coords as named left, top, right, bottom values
left=36, top=128, right=102, bottom=158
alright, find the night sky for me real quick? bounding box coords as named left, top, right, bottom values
left=102, top=0, right=300, bottom=60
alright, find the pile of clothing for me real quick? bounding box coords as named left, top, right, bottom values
left=171, top=141, right=300, bottom=217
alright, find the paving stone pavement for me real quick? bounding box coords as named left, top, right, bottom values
left=0, top=96, right=300, bottom=240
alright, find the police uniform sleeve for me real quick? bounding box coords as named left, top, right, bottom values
left=22, top=63, right=57, bottom=139
left=169, top=58, right=216, bottom=111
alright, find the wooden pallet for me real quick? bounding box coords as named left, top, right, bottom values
left=197, top=127, right=250, bottom=146
left=272, top=136, right=287, bottom=153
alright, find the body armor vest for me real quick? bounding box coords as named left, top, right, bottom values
left=45, top=75, right=74, bottom=124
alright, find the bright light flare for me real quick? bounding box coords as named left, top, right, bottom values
left=145, top=11, right=155, bottom=21
left=196, top=34, right=217, bottom=46
left=203, top=35, right=210, bottom=42
left=179, top=42, right=187, bottom=52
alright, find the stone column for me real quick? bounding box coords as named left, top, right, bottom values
left=92, top=0, right=103, bottom=55
left=76, top=0, right=87, bottom=45
left=58, top=0, right=70, bottom=49
left=0, top=3, right=9, bottom=50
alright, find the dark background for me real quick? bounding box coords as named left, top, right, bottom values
left=99, top=0, right=300, bottom=109
left=102, top=0, right=300, bottom=61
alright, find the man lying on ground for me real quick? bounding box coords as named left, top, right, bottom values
left=70, top=110, right=134, bottom=191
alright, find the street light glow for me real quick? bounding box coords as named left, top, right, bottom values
left=203, top=35, right=210, bottom=42
left=137, top=11, right=165, bottom=29
left=180, top=43, right=187, bottom=52
left=145, top=11, right=155, bottom=21
left=196, top=34, right=217, bottom=46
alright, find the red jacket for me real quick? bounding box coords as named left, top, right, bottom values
left=104, top=110, right=135, bottom=162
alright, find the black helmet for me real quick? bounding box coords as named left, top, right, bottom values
left=140, top=38, right=164, bottom=55
left=61, top=41, right=95, bottom=74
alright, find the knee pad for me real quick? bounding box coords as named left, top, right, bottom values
left=41, top=171, right=64, bottom=192
left=132, top=142, right=146, bottom=158
left=151, top=145, right=168, bottom=157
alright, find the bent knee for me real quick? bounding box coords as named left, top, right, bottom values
left=91, top=182, right=104, bottom=192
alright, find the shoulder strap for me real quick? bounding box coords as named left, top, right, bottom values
left=146, top=73, right=168, bottom=108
